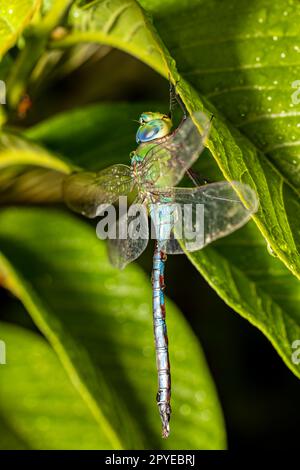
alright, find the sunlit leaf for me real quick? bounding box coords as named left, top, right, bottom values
left=0, top=0, right=42, bottom=56
left=0, top=208, right=226, bottom=449
left=0, top=131, right=73, bottom=203
left=0, top=321, right=113, bottom=449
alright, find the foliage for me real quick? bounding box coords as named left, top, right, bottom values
left=0, top=0, right=299, bottom=449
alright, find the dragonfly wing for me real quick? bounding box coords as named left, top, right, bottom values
left=149, top=181, right=259, bottom=254
left=107, top=196, right=149, bottom=269
left=63, top=164, right=133, bottom=218
left=139, top=111, right=211, bottom=188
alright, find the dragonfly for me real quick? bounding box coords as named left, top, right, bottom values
left=63, top=95, right=258, bottom=438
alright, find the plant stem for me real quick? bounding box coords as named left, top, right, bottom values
left=6, top=0, right=73, bottom=109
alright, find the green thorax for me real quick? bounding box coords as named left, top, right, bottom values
left=131, top=141, right=173, bottom=189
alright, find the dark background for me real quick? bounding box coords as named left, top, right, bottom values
left=1, top=48, right=299, bottom=450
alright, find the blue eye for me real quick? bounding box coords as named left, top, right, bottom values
left=136, top=121, right=161, bottom=143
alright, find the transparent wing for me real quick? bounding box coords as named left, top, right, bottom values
left=149, top=181, right=259, bottom=254
left=63, top=164, right=133, bottom=218
left=138, top=111, right=211, bottom=188
left=105, top=195, right=149, bottom=270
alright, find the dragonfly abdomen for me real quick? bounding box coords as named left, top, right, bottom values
left=152, top=243, right=171, bottom=438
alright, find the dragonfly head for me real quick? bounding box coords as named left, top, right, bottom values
left=136, top=112, right=172, bottom=144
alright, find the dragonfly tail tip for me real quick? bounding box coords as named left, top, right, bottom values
left=162, top=424, right=170, bottom=439
left=159, top=403, right=171, bottom=438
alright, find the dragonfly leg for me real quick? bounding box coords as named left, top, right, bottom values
left=186, top=168, right=211, bottom=186
left=152, top=242, right=171, bottom=438
left=169, top=77, right=187, bottom=121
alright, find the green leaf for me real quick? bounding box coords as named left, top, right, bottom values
left=0, top=131, right=72, bottom=171
left=50, top=0, right=300, bottom=280
left=142, top=0, right=300, bottom=190
left=52, top=0, right=168, bottom=77
left=3, top=0, right=74, bottom=108
left=26, top=103, right=300, bottom=378
left=0, top=0, right=42, bottom=56
left=26, top=102, right=144, bottom=168
left=189, top=222, right=300, bottom=379
left=0, top=130, right=73, bottom=203
left=0, top=414, right=28, bottom=449
left=0, top=207, right=226, bottom=449
left=0, top=321, right=113, bottom=449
